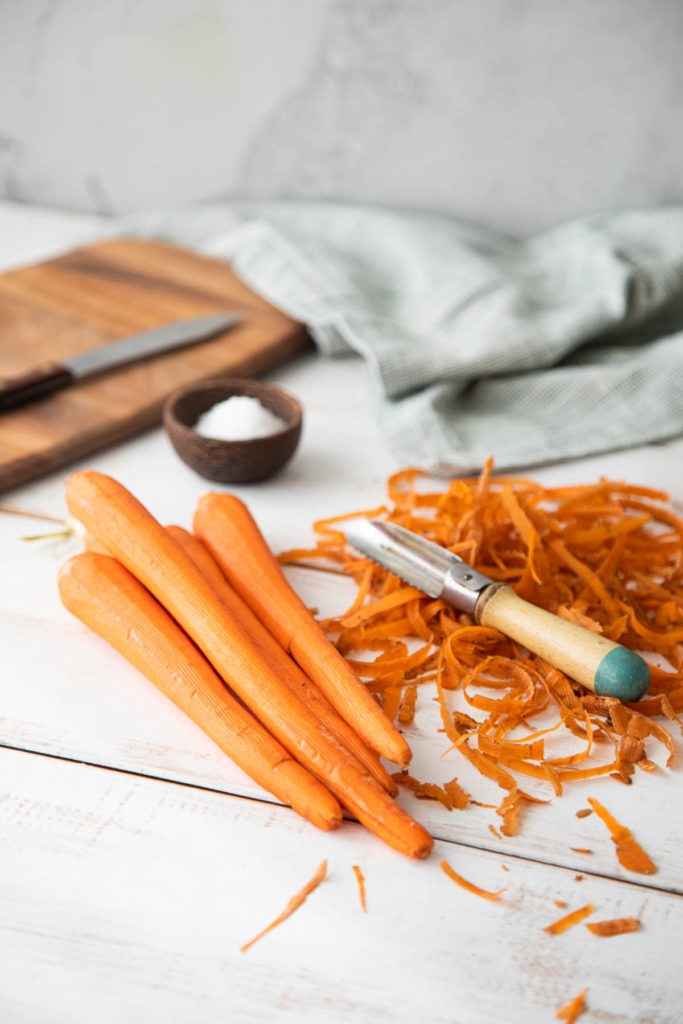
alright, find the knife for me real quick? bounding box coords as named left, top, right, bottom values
left=0, top=312, right=241, bottom=411
left=344, top=518, right=650, bottom=702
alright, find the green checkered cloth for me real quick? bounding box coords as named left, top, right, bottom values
left=123, top=202, right=683, bottom=473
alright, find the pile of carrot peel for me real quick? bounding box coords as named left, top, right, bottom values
left=281, top=459, right=683, bottom=850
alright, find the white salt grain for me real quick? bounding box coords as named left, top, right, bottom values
left=194, top=395, right=286, bottom=441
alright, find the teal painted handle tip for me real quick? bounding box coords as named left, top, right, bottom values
left=594, top=647, right=650, bottom=702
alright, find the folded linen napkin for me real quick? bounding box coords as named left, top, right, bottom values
left=120, top=202, right=683, bottom=473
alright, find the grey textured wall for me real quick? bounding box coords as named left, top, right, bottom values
left=1, top=0, right=682, bottom=235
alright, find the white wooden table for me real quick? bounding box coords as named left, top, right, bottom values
left=1, top=203, right=682, bottom=1024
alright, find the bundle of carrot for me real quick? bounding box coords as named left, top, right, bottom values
left=58, top=471, right=433, bottom=860
left=278, top=459, right=683, bottom=839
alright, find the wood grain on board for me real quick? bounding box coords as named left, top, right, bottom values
left=0, top=238, right=310, bottom=493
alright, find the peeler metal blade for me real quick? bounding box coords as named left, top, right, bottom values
left=343, top=519, right=494, bottom=615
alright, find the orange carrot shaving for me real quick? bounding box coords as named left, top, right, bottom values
left=392, top=772, right=459, bottom=811
left=398, top=684, right=418, bottom=725
left=587, top=797, right=656, bottom=874
left=586, top=916, right=639, bottom=937
left=556, top=988, right=588, bottom=1022
left=352, top=865, right=367, bottom=913
left=439, top=860, right=506, bottom=901
left=381, top=685, right=403, bottom=723
left=497, top=788, right=539, bottom=836
left=443, top=777, right=470, bottom=809
left=240, top=860, right=327, bottom=952
left=544, top=903, right=595, bottom=935
left=570, top=848, right=592, bottom=854
left=283, top=460, right=683, bottom=829
left=576, top=808, right=593, bottom=818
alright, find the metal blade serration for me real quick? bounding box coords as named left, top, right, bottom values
left=343, top=519, right=494, bottom=613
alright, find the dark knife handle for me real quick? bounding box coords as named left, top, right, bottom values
left=0, top=363, right=74, bottom=410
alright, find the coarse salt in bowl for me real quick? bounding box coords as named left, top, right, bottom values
left=163, top=378, right=303, bottom=483
left=194, top=395, right=287, bottom=442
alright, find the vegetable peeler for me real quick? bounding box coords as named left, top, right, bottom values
left=343, top=519, right=650, bottom=702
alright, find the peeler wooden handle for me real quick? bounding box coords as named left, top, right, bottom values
left=475, top=584, right=650, bottom=702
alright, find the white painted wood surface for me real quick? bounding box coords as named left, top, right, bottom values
left=2, top=746, right=681, bottom=1024
left=1, top=201, right=682, bottom=1022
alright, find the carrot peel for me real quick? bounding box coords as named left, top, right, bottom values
left=352, top=865, right=367, bottom=913
left=556, top=988, right=588, bottom=1022
left=544, top=903, right=594, bottom=935
left=586, top=916, right=639, bottom=937
left=587, top=797, right=656, bottom=874
left=240, top=860, right=327, bottom=952
left=280, top=461, right=683, bottom=834
left=439, top=859, right=506, bottom=901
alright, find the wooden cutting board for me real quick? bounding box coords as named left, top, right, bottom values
left=0, top=238, right=311, bottom=494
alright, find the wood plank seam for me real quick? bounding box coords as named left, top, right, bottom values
left=2, top=738, right=679, bottom=898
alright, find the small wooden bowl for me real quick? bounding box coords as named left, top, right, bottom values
left=163, top=378, right=303, bottom=483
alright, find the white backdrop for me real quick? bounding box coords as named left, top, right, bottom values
left=1, top=0, right=682, bottom=235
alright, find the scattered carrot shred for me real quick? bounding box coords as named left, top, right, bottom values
left=392, top=771, right=460, bottom=811
left=380, top=685, right=403, bottom=723
left=556, top=987, right=588, bottom=1022
left=488, top=824, right=502, bottom=839
left=586, top=916, right=640, bottom=937
left=554, top=899, right=567, bottom=908
left=398, top=684, right=418, bottom=725
left=444, top=777, right=470, bottom=810
left=352, top=865, right=367, bottom=913
left=587, top=797, right=657, bottom=874
left=240, top=860, right=327, bottom=952
left=575, top=809, right=593, bottom=819
left=570, top=848, right=593, bottom=854
left=439, top=859, right=506, bottom=901
left=544, top=903, right=595, bottom=935
left=283, top=460, right=683, bottom=829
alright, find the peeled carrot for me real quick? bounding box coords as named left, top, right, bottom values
left=193, top=492, right=412, bottom=767
left=165, top=525, right=397, bottom=796
left=65, top=471, right=432, bottom=859
left=58, top=551, right=342, bottom=831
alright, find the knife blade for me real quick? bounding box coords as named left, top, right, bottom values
left=0, top=311, right=241, bottom=411
left=344, top=518, right=650, bottom=702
